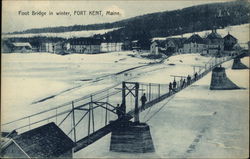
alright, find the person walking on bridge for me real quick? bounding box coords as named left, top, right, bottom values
left=194, top=72, right=198, bottom=80
left=116, top=104, right=122, bottom=118
left=141, top=93, right=147, bottom=110
left=187, top=75, right=191, bottom=85
left=173, top=80, right=177, bottom=91
left=169, top=82, right=172, bottom=93
left=181, top=79, right=186, bottom=88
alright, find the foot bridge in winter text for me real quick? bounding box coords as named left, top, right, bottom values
left=1, top=53, right=248, bottom=153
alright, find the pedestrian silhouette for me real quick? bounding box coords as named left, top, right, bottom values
left=169, top=82, right=172, bottom=92
left=181, top=79, right=186, bottom=88
left=187, top=75, right=191, bottom=85
left=173, top=80, right=177, bottom=91
left=140, top=93, right=147, bottom=110
left=116, top=104, right=122, bottom=118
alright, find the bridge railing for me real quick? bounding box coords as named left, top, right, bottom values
left=1, top=83, right=122, bottom=134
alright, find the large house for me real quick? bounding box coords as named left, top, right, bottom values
left=205, top=29, right=224, bottom=55
left=183, top=34, right=205, bottom=53
left=69, top=38, right=101, bottom=54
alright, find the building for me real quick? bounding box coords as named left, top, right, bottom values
left=150, top=40, right=162, bottom=55
left=131, top=40, right=141, bottom=51
left=10, top=42, right=32, bottom=53
left=223, top=33, right=237, bottom=51
left=69, top=38, right=101, bottom=54
left=165, top=38, right=187, bottom=54
left=100, top=42, right=123, bottom=52
left=122, top=38, right=132, bottom=50
left=1, top=122, right=75, bottom=158
left=40, top=41, right=68, bottom=54
left=205, top=29, right=224, bottom=55
left=1, top=40, right=13, bottom=53
left=1, top=41, right=32, bottom=53
left=183, top=34, right=205, bottom=53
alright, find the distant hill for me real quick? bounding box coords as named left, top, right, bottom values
left=8, top=0, right=250, bottom=42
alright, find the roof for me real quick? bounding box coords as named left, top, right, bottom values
left=12, top=42, right=32, bottom=48
left=185, top=34, right=205, bottom=44
left=206, top=31, right=223, bottom=40
left=223, top=33, right=237, bottom=41
left=69, top=37, right=101, bottom=45
left=12, top=122, right=75, bottom=158
left=166, top=38, right=187, bottom=47
left=152, top=40, right=166, bottom=47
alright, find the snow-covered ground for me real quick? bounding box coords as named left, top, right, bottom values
left=74, top=56, right=249, bottom=158
left=153, top=23, right=250, bottom=48
left=1, top=52, right=249, bottom=158
left=1, top=51, right=159, bottom=123
left=2, top=28, right=121, bottom=39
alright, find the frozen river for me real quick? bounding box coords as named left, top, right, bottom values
left=1, top=52, right=249, bottom=158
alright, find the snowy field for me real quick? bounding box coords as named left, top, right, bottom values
left=1, top=52, right=249, bottom=158
left=2, top=28, right=121, bottom=38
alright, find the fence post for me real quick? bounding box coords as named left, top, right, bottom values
left=72, top=101, right=76, bottom=143
left=91, top=95, right=95, bottom=133
left=149, top=83, right=151, bottom=101
left=158, top=84, right=161, bottom=98
left=88, top=96, right=91, bottom=143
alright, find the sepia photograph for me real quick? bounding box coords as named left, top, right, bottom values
left=1, top=0, right=249, bottom=158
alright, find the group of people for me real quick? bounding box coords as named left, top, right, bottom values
left=116, top=72, right=200, bottom=118
left=169, top=73, right=199, bottom=93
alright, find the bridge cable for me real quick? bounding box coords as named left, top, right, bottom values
left=144, top=94, right=176, bottom=123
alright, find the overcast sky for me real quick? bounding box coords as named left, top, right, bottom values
left=2, top=0, right=231, bottom=33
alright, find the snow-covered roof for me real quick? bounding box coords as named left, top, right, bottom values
left=12, top=42, right=32, bottom=48
left=185, top=34, right=205, bottom=44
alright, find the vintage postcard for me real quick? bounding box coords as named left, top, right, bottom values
left=1, top=0, right=249, bottom=158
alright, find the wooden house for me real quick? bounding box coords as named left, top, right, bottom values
left=165, top=38, right=187, bottom=54
left=223, top=33, right=237, bottom=51
left=1, top=122, right=75, bottom=158
left=183, top=34, right=205, bottom=53
left=11, top=42, right=32, bottom=53
left=69, top=38, right=101, bottom=54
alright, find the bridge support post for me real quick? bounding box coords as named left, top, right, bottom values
left=210, top=66, right=240, bottom=90
left=232, top=57, right=248, bottom=69
left=109, top=82, right=155, bottom=153
left=110, top=121, right=155, bottom=153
